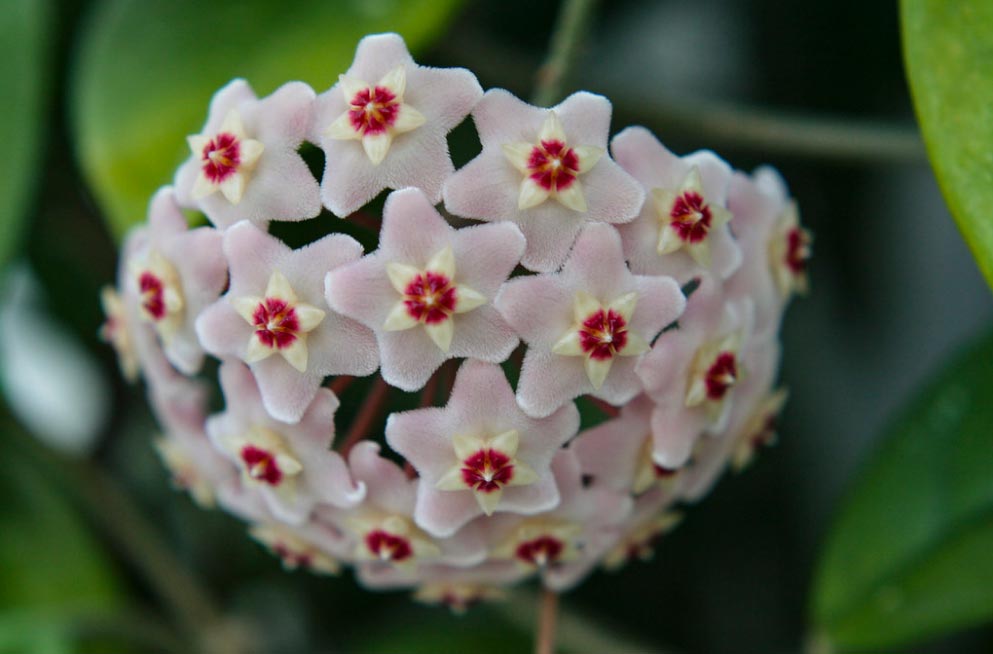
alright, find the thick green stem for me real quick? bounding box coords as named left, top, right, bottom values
left=531, top=0, right=599, bottom=107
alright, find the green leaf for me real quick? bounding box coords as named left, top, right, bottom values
left=72, top=0, right=463, bottom=239
left=0, top=0, right=51, bottom=267
left=903, top=1, right=993, bottom=291
left=810, top=329, right=993, bottom=651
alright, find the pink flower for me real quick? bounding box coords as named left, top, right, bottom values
left=175, top=80, right=321, bottom=229
left=635, top=275, right=754, bottom=469
left=386, top=360, right=579, bottom=536
left=601, top=489, right=681, bottom=571
left=196, top=221, right=378, bottom=423
left=611, top=127, right=741, bottom=283
left=206, top=360, right=364, bottom=525
left=123, top=187, right=226, bottom=375
left=496, top=223, right=686, bottom=418
left=443, top=89, right=644, bottom=271
left=325, top=188, right=523, bottom=391
left=312, top=33, right=482, bottom=216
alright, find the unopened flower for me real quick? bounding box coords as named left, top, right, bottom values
left=175, top=80, right=321, bottom=229
left=312, top=33, right=482, bottom=216
left=444, top=89, right=644, bottom=271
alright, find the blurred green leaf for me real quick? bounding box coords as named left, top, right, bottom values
left=810, top=330, right=993, bottom=650
left=72, top=0, right=463, bottom=239
left=902, top=1, right=993, bottom=292
left=0, top=0, right=51, bottom=267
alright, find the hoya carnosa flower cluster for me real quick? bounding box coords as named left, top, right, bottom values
left=100, top=33, right=811, bottom=612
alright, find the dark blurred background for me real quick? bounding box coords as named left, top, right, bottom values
left=2, top=1, right=991, bottom=652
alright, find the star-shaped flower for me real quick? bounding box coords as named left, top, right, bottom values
left=601, top=490, right=681, bottom=571
left=386, top=360, right=579, bottom=537
left=496, top=223, right=685, bottom=418
left=326, top=188, right=524, bottom=391
left=312, top=33, right=483, bottom=216
left=175, top=80, right=321, bottom=229
left=443, top=89, right=644, bottom=272
left=249, top=522, right=345, bottom=575
left=206, top=360, right=365, bottom=525
left=635, top=275, right=754, bottom=469
left=123, top=187, right=227, bottom=375
left=611, top=127, right=741, bottom=283
left=196, top=221, right=378, bottom=423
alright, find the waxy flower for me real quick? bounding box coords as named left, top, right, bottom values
left=175, top=80, right=321, bottom=229
left=386, top=360, right=579, bottom=536
left=444, top=89, right=644, bottom=272
left=611, top=127, right=741, bottom=283
left=313, top=33, right=483, bottom=216
left=601, top=490, right=681, bottom=571
left=249, top=523, right=345, bottom=575
left=124, top=188, right=226, bottom=375
left=326, top=188, right=523, bottom=391
left=636, top=275, right=754, bottom=469
left=496, top=223, right=685, bottom=418
left=196, top=221, right=378, bottom=423
left=206, top=360, right=364, bottom=525
left=98, top=286, right=139, bottom=382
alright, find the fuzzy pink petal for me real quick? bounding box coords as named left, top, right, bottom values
left=560, top=223, right=634, bottom=299
left=650, top=399, right=707, bottom=469
left=195, top=302, right=251, bottom=361
left=517, top=209, right=585, bottom=272
left=579, top=158, right=644, bottom=225
left=450, top=222, right=526, bottom=296
left=515, top=348, right=590, bottom=418
left=441, top=150, right=520, bottom=221
left=494, top=274, right=574, bottom=347
left=378, top=329, right=447, bottom=391
left=471, top=88, right=545, bottom=144
left=378, top=188, right=454, bottom=262
left=348, top=441, right=416, bottom=516
left=405, top=66, right=482, bottom=131
left=247, top=81, right=315, bottom=144
left=572, top=396, right=653, bottom=492
left=324, top=255, right=395, bottom=327
left=224, top=221, right=290, bottom=292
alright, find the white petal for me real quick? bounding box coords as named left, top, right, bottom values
left=239, top=139, right=265, bottom=168
left=219, top=172, right=245, bottom=204
left=191, top=171, right=216, bottom=199
left=555, top=180, right=588, bottom=212
left=620, top=331, right=650, bottom=357
left=425, top=319, right=453, bottom=352
left=539, top=111, right=567, bottom=143
left=220, top=110, right=245, bottom=137
left=475, top=488, right=503, bottom=516
left=552, top=329, right=584, bottom=357
left=383, top=302, right=418, bottom=331
left=324, top=111, right=361, bottom=140
left=245, top=334, right=274, bottom=363
left=338, top=75, right=369, bottom=102
left=508, top=461, right=538, bottom=487
left=231, top=295, right=263, bottom=324
left=279, top=337, right=309, bottom=373
left=490, top=430, right=519, bottom=457
left=502, top=142, right=534, bottom=174
left=265, top=271, right=297, bottom=303
left=187, top=134, right=210, bottom=156
left=584, top=356, right=613, bottom=390
left=392, top=103, right=425, bottom=134
left=573, top=290, right=601, bottom=324
left=377, top=65, right=406, bottom=97
left=453, top=285, right=486, bottom=313
left=518, top=178, right=549, bottom=210
left=681, top=167, right=703, bottom=193
left=362, top=132, right=393, bottom=165
left=386, top=262, right=420, bottom=294
left=572, top=145, right=604, bottom=173
left=608, top=291, right=638, bottom=322
left=426, top=246, right=455, bottom=279
left=294, top=304, right=326, bottom=332
left=657, top=224, right=683, bottom=255
left=436, top=465, right=467, bottom=491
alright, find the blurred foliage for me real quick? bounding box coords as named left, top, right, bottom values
left=902, top=0, right=993, bottom=292
left=0, top=0, right=51, bottom=268
left=72, top=0, right=463, bottom=239
left=810, top=329, right=993, bottom=650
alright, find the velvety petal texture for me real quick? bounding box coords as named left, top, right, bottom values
left=312, top=33, right=483, bottom=217
left=326, top=188, right=523, bottom=391
left=497, top=223, right=686, bottom=417
left=175, top=80, right=321, bottom=229
left=444, top=89, right=644, bottom=271
left=196, top=221, right=378, bottom=423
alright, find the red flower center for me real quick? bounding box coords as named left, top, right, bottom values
left=515, top=536, right=565, bottom=566
left=460, top=448, right=514, bottom=493
left=403, top=272, right=457, bottom=325
left=578, top=309, right=629, bottom=361
left=705, top=352, right=738, bottom=400
left=669, top=191, right=713, bottom=243
left=785, top=227, right=810, bottom=275
left=252, top=298, right=300, bottom=350
left=365, top=529, right=413, bottom=562
left=240, top=445, right=283, bottom=486
left=528, top=139, right=580, bottom=191
left=138, top=271, right=166, bottom=320
left=201, top=132, right=241, bottom=184
left=348, top=86, right=400, bottom=136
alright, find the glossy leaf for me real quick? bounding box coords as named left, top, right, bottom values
left=0, top=0, right=51, bottom=267
left=72, top=0, right=463, bottom=238
left=903, top=1, right=993, bottom=291
left=810, top=330, right=993, bottom=650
